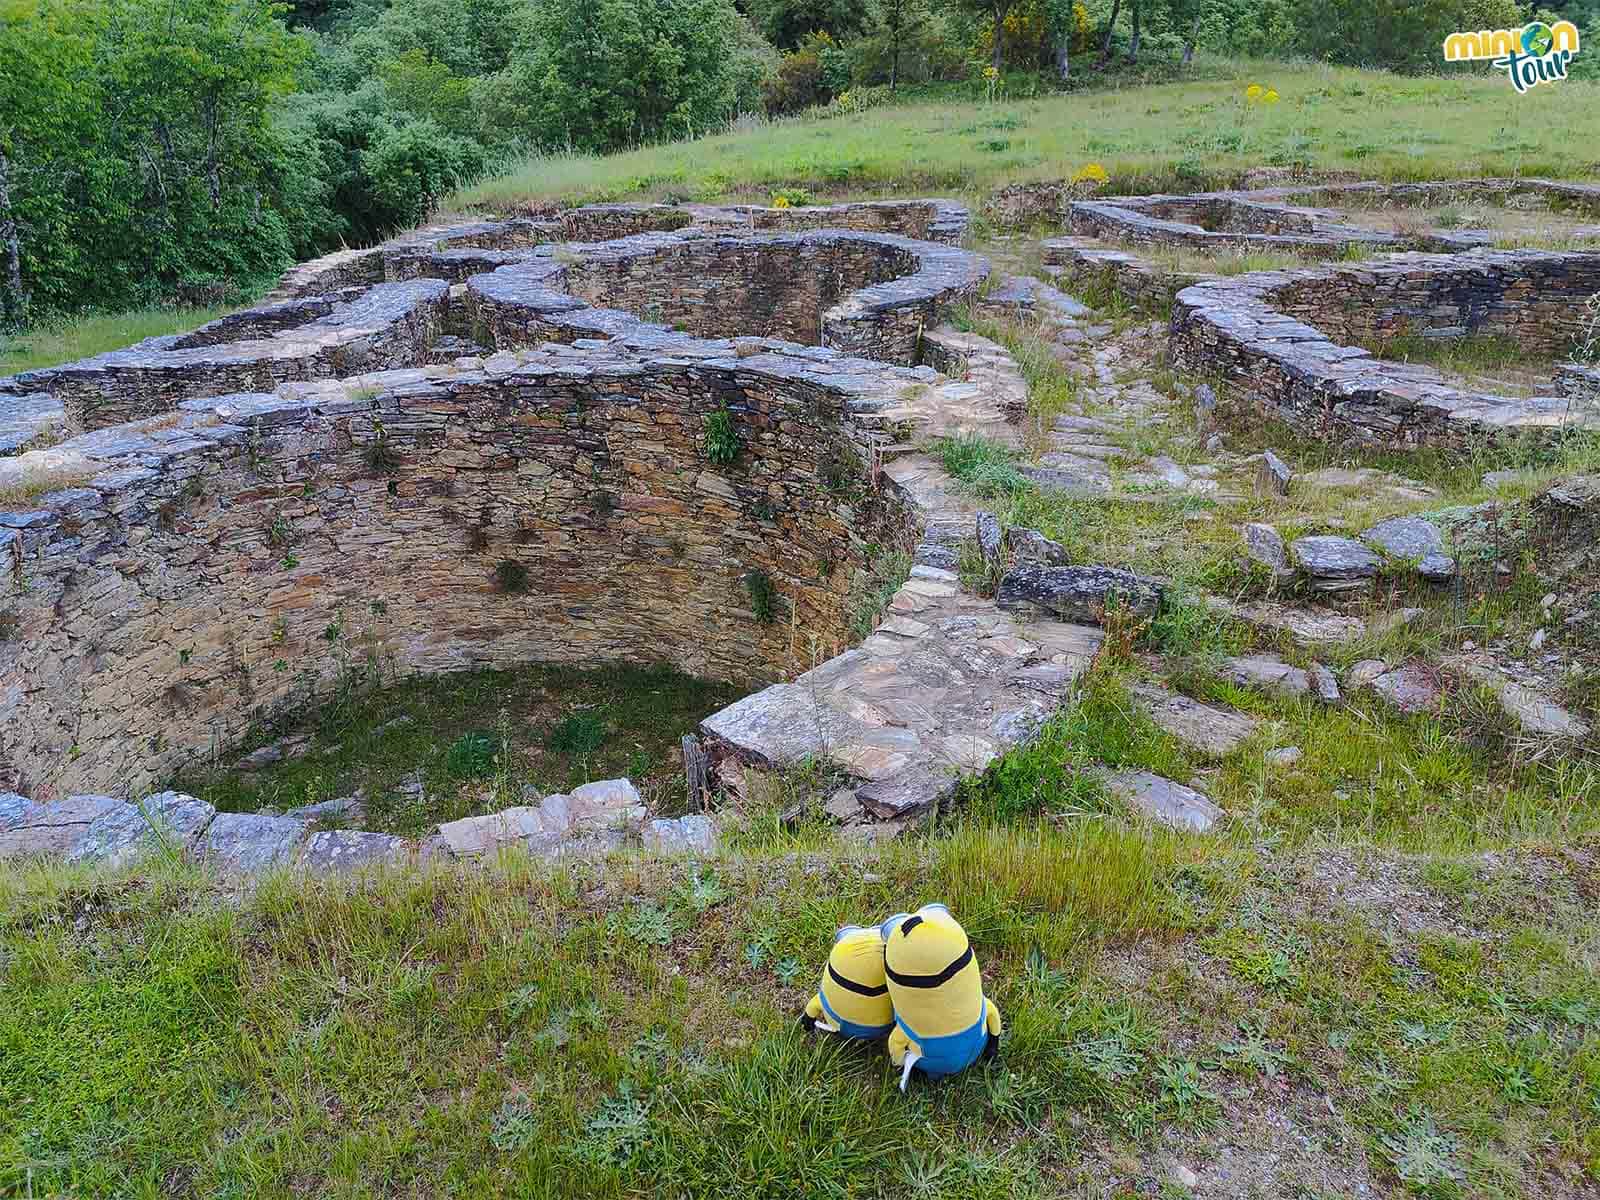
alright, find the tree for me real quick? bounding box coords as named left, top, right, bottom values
left=877, top=0, right=928, bottom=88
left=747, top=0, right=872, bottom=48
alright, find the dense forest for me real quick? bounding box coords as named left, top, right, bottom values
left=1, top=0, right=1597, bottom=326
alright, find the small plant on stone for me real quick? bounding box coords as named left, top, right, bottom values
left=745, top=569, right=778, bottom=624
left=703, top=405, right=740, bottom=466
left=494, top=559, right=530, bottom=594
left=749, top=497, right=778, bottom=522
left=364, top=420, right=403, bottom=475
left=0, top=611, right=19, bottom=641
left=266, top=514, right=294, bottom=548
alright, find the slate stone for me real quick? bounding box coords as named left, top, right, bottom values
left=1256, top=450, right=1292, bottom=496
left=1105, top=770, right=1221, bottom=833
left=1360, top=516, right=1445, bottom=561
left=1417, top=553, right=1458, bottom=582
left=1289, top=535, right=1380, bottom=592
left=1006, top=526, right=1069, bottom=565
left=1222, top=655, right=1311, bottom=698
left=284, top=796, right=367, bottom=825
left=1265, top=746, right=1302, bottom=767
left=995, top=563, right=1163, bottom=623
left=566, top=778, right=646, bottom=829
left=701, top=682, right=873, bottom=766
left=975, top=511, right=1004, bottom=569
left=1243, top=522, right=1291, bottom=581
left=1308, top=663, right=1341, bottom=705
left=1348, top=659, right=1388, bottom=690
left=856, top=764, right=959, bottom=819
left=0, top=794, right=123, bottom=860
left=642, top=814, right=717, bottom=855
left=1367, top=663, right=1441, bottom=714
left=0, top=792, right=40, bottom=832
left=200, top=812, right=310, bottom=872
left=1193, top=383, right=1217, bottom=430
left=67, top=791, right=215, bottom=866
left=825, top=789, right=863, bottom=821
left=300, top=830, right=411, bottom=873
left=1455, top=661, right=1592, bottom=739
left=1132, top=684, right=1257, bottom=757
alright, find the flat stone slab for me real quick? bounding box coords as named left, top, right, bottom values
left=1133, top=684, right=1257, bottom=757
left=1221, top=655, right=1311, bottom=698
left=201, top=812, right=310, bottom=872
left=1361, top=516, right=1445, bottom=561
left=1105, top=770, right=1221, bottom=833
left=1297, top=468, right=1440, bottom=501
left=0, top=794, right=124, bottom=859
left=1453, top=660, right=1592, bottom=739
left=1366, top=663, right=1442, bottom=714
left=1290, top=536, right=1380, bottom=592
left=996, top=564, right=1163, bottom=623
left=642, top=814, right=717, bottom=854
left=300, top=829, right=411, bottom=872
left=67, top=791, right=216, bottom=867
left=701, top=682, right=875, bottom=766
left=1007, top=526, right=1069, bottom=565
left=0, top=792, right=41, bottom=831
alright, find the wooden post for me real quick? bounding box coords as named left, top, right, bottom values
left=682, top=734, right=711, bottom=812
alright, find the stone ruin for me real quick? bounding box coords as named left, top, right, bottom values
left=3, top=184, right=1598, bottom=875
left=0, top=197, right=1098, bottom=871
left=1170, top=249, right=1600, bottom=447
left=1029, top=178, right=1600, bottom=447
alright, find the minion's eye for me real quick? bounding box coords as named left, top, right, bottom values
left=834, top=925, right=864, bottom=944
left=880, top=912, right=911, bottom=941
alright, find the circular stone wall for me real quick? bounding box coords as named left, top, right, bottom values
left=0, top=337, right=925, bottom=800
left=1170, top=248, right=1600, bottom=446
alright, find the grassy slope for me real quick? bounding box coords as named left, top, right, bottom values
left=4, top=815, right=1598, bottom=1199
left=451, top=60, right=1600, bottom=212
left=0, top=305, right=237, bottom=377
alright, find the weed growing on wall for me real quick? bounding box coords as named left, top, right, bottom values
left=703, top=405, right=740, bottom=465
left=494, top=559, right=531, bottom=594
left=745, top=569, right=778, bottom=623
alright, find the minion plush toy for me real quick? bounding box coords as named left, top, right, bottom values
left=802, top=924, right=895, bottom=1041
left=881, top=904, right=1002, bottom=1090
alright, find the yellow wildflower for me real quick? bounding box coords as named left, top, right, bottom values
left=772, top=194, right=791, bottom=209
left=1072, top=162, right=1110, bottom=185
left=1245, top=83, right=1264, bottom=102
left=1264, top=89, right=1280, bottom=104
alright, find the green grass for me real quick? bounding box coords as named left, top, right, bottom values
left=0, top=304, right=237, bottom=375
left=174, top=662, right=744, bottom=832
left=448, top=61, right=1600, bottom=213
left=6, top=817, right=1599, bottom=1198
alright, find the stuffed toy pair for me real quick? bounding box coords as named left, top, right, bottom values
left=802, top=903, right=1002, bottom=1090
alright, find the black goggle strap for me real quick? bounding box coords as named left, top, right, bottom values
left=827, top=962, right=888, bottom=997
left=885, top=945, right=973, bottom=989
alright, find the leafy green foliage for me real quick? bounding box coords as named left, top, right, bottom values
left=703, top=405, right=740, bottom=465
left=546, top=708, right=608, bottom=755
left=744, top=569, right=779, bottom=624
left=444, top=731, right=497, bottom=778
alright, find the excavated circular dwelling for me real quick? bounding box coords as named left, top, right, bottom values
left=1169, top=247, right=1600, bottom=447
left=0, top=201, right=988, bottom=804
left=10, top=202, right=984, bottom=444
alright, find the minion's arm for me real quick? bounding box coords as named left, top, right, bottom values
left=982, top=996, right=1004, bottom=1060
left=803, top=993, right=838, bottom=1033
left=887, top=1024, right=923, bottom=1091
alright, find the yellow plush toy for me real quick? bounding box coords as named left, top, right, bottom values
left=803, top=924, right=894, bottom=1041
left=881, top=904, right=1002, bottom=1090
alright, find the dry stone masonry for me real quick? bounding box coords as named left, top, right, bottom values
left=1170, top=249, right=1600, bottom=448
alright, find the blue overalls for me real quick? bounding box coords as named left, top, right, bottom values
left=895, top=999, right=989, bottom=1078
